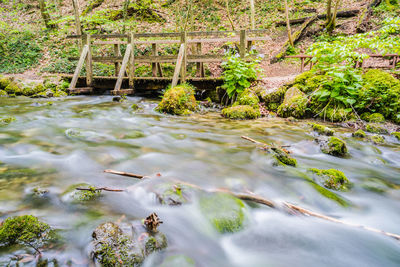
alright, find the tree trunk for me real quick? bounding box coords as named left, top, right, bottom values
left=249, top=0, right=255, bottom=30
left=327, top=0, right=341, bottom=32
left=326, top=0, right=332, bottom=26
left=284, top=0, right=294, bottom=47
left=122, top=0, right=130, bottom=33
left=225, top=0, right=235, bottom=31
left=38, top=0, right=55, bottom=29
left=72, top=0, right=83, bottom=51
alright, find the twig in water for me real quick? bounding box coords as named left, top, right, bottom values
left=76, top=187, right=124, bottom=192
left=241, top=136, right=291, bottom=153
left=104, top=169, right=147, bottom=179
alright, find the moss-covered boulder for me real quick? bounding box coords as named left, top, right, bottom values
left=0, top=116, right=16, bottom=126
left=0, top=90, right=7, bottom=96
left=0, top=215, right=57, bottom=250
left=272, top=147, right=297, bottom=167
left=359, top=69, right=400, bottom=122
left=4, top=82, right=22, bottom=95
left=235, top=88, right=259, bottom=108
left=260, top=86, right=287, bottom=104
left=277, top=86, right=308, bottom=118
left=91, top=215, right=167, bottom=266
left=199, top=193, right=247, bottom=233
left=392, top=132, right=400, bottom=140
left=368, top=135, right=385, bottom=144
left=156, top=84, right=197, bottom=115
left=309, top=168, right=350, bottom=191
left=352, top=129, right=366, bottom=138
left=318, top=107, right=354, bottom=122
left=365, top=123, right=388, bottom=134
left=319, top=137, right=348, bottom=157
left=309, top=123, right=335, bottom=136
left=154, top=183, right=192, bottom=206
left=293, top=71, right=327, bottom=94
left=222, top=105, right=260, bottom=120
left=61, top=183, right=101, bottom=202
left=0, top=76, right=12, bottom=89
left=367, top=113, right=385, bottom=123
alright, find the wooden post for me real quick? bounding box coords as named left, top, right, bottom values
left=240, top=30, right=247, bottom=58
left=69, top=45, right=89, bottom=90
left=172, top=44, right=185, bottom=88
left=114, top=44, right=121, bottom=76
left=180, top=31, right=187, bottom=83
left=114, top=44, right=132, bottom=91
left=86, top=34, right=93, bottom=87
left=300, top=57, right=304, bottom=72
left=196, top=42, right=205, bottom=77
left=152, top=43, right=158, bottom=77
left=72, top=0, right=82, bottom=52
left=129, top=33, right=135, bottom=89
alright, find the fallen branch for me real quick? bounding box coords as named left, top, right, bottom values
left=104, top=169, right=146, bottom=179
left=271, top=15, right=318, bottom=64
left=76, top=187, right=124, bottom=192
left=356, top=0, right=382, bottom=33
left=104, top=169, right=400, bottom=242
left=241, top=136, right=291, bottom=153
left=275, top=9, right=360, bottom=26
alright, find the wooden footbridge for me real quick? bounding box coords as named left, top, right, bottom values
left=65, top=30, right=272, bottom=95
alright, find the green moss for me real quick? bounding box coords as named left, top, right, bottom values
left=235, top=88, right=259, bottom=108
left=200, top=193, right=247, bottom=233
left=392, top=132, right=400, bottom=140
left=365, top=123, right=388, bottom=134
left=368, top=113, right=385, bottom=123
left=0, top=215, right=57, bottom=250
left=0, top=90, right=7, bottom=96
left=272, top=147, right=297, bottom=167
left=4, top=82, right=22, bottom=95
left=368, top=135, right=385, bottom=144
left=131, top=103, right=139, bottom=111
left=260, top=86, right=286, bottom=103
left=222, top=105, right=260, bottom=120
left=294, top=72, right=327, bottom=94
left=82, top=0, right=105, bottom=15
left=156, top=84, right=197, bottom=115
left=319, top=107, right=354, bottom=122
left=154, top=183, right=190, bottom=205
left=277, top=87, right=308, bottom=118
left=61, top=183, right=101, bottom=202
left=266, top=102, right=280, bottom=111
left=320, top=137, right=348, bottom=157
left=0, top=116, right=16, bottom=126
left=0, top=77, right=12, bottom=89
left=309, top=168, right=350, bottom=191
left=352, top=129, right=366, bottom=138
left=309, top=123, right=335, bottom=136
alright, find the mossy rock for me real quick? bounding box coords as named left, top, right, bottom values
left=199, top=193, right=247, bottom=233
left=392, top=132, right=400, bottom=140
left=367, top=113, right=385, bottom=123
left=365, top=123, right=388, bottom=134
left=0, top=116, right=16, bottom=126
left=352, top=129, right=366, bottom=138
left=0, top=215, right=57, bottom=250
left=320, top=137, right=348, bottom=157
left=277, top=87, right=308, bottom=118
left=260, top=86, right=286, bottom=103
left=0, top=76, right=12, bottom=89
left=131, top=103, right=140, bottom=111
left=91, top=220, right=167, bottom=267
left=368, top=135, right=385, bottom=144
left=160, top=255, right=196, bottom=267
left=61, top=183, right=101, bottom=202
left=309, top=168, right=350, bottom=191
left=294, top=71, right=327, bottom=94
left=156, top=84, right=197, bottom=115
left=309, top=123, right=334, bottom=136
left=153, top=183, right=191, bottom=206
left=0, top=90, right=7, bottom=96
left=221, top=105, right=260, bottom=120
left=4, top=82, right=22, bottom=95
left=235, top=88, right=259, bottom=108
left=272, top=147, right=297, bottom=167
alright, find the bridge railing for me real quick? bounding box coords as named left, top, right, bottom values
left=66, top=30, right=271, bottom=94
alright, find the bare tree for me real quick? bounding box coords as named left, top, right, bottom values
left=38, top=0, right=55, bottom=29
left=284, top=0, right=294, bottom=46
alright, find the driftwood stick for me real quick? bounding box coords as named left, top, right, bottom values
left=104, top=169, right=146, bottom=179
left=76, top=187, right=125, bottom=192
left=104, top=169, right=400, bottom=242
left=241, top=136, right=291, bottom=153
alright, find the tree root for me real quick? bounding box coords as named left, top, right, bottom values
left=102, top=169, right=400, bottom=241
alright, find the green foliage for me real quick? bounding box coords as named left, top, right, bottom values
left=156, top=84, right=198, bottom=115
left=0, top=25, right=41, bottom=73
left=0, top=215, right=57, bottom=250
left=221, top=50, right=261, bottom=101
left=200, top=193, right=247, bottom=233
left=309, top=168, right=350, bottom=191
left=221, top=105, right=260, bottom=120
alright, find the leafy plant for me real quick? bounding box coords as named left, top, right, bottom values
left=221, top=50, right=262, bottom=103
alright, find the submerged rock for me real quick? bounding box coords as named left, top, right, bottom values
left=368, top=135, right=385, bottom=145
left=222, top=105, right=260, bottom=120
left=272, top=147, right=297, bottom=167
left=309, top=168, right=350, bottom=191
left=0, top=116, right=16, bottom=126
left=277, top=87, right=308, bottom=118
left=91, top=214, right=167, bottom=266
left=352, top=129, right=366, bottom=138
left=365, top=123, right=388, bottom=134
left=199, top=193, right=247, bottom=233
left=0, top=215, right=57, bottom=250
left=392, top=132, right=400, bottom=140
left=156, top=84, right=197, bottom=115
left=154, top=183, right=191, bottom=206
left=309, top=123, right=335, bottom=136
left=160, top=255, right=196, bottom=267
left=319, top=136, right=348, bottom=157
left=61, top=183, right=101, bottom=202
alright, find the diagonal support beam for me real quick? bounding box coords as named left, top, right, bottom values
left=171, top=43, right=185, bottom=88
left=114, top=44, right=132, bottom=91
left=69, top=44, right=89, bottom=90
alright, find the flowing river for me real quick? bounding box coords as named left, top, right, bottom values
left=1, top=96, right=400, bottom=266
